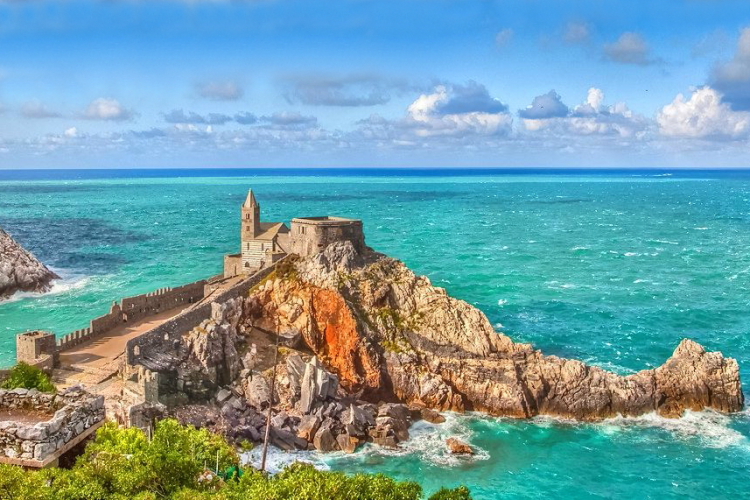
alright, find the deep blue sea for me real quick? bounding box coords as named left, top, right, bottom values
left=1, top=168, right=749, bottom=498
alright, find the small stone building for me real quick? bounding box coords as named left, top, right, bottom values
left=289, top=217, right=365, bottom=257
left=224, top=190, right=365, bottom=278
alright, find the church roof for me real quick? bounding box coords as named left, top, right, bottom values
left=254, top=222, right=290, bottom=241
left=243, top=189, right=259, bottom=208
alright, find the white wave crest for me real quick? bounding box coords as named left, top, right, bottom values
left=241, top=447, right=331, bottom=474
left=339, top=413, right=490, bottom=467
left=530, top=409, right=748, bottom=450
left=604, top=410, right=747, bottom=449
left=2, top=272, right=90, bottom=304
left=242, top=413, right=490, bottom=473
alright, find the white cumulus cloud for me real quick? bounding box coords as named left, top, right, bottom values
left=404, top=84, right=512, bottom=137
left=657, top=86, right=750, bottom=139
left=521, top=88, right=648, bottom=138
left=83, top=98, right=134, bottom=121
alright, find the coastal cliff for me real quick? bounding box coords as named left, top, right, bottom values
left=0, top=228, right=58, bottom=300
left=244, top=241, right=744, bottom=421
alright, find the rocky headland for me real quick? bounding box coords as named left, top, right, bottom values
left=138, top=241, right=744, bottom=453
left=0, top=228, right=58, bottom=300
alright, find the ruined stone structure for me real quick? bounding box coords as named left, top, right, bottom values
left=224, top=189, right=364, bottom=278
left=0, top=386, right=105, bottom=468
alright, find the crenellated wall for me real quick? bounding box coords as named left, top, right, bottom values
left=126, top=260, right=283, bottom=370
left=18, top=279, right=207, bottom=357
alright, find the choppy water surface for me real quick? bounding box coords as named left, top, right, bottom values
left=1, top=169, right=749, bottom=498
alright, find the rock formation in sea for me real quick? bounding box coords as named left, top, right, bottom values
left=154, top=241, right=743, bottom=453
left=244, top=241, right=744, bottom=421
left=0, top=228, right=59, bottom=300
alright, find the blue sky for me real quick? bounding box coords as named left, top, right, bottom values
left=1, top=0, right=750, bottom=168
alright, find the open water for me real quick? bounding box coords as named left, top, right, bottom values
left=1, top=168, right=749, bottom=498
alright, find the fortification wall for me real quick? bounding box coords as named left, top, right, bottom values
left=290, top=217, right=365, bottom=257
left=126, top=261, right=283, bottom=368
left=54, top=279, right=206, bottom=353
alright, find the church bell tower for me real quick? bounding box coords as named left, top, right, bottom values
left=242, top=189, right=261, bottom=240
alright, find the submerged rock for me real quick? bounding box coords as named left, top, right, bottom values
left=0, top=228, right=58, bottom=300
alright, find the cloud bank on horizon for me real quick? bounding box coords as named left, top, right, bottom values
left=0, top=0, right=750, bottom=168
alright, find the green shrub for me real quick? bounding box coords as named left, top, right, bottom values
left=428, top=486, right=473, bottom=500
left=1, top=362, right=56, bottom=393
left=0, top=419, right=472, bottom=500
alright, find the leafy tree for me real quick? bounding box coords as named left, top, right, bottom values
left=1, top=362, right=56, bottom=393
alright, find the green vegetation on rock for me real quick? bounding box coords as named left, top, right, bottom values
left=1, top=362, right=56, bottom=393
left=0, top=419, right=472, bottom=500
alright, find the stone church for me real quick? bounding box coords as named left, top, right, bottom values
left=224, top=189, right=365, bottom=278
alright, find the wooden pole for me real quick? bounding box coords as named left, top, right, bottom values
left=260, top=327, right=280, bottom=473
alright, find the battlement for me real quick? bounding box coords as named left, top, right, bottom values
left=16, top=331, right=57, bottom=372
left=12, top=279, right=207, bottom=367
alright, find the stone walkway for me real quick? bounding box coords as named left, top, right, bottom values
left=53, top=307, right=187, bottom=390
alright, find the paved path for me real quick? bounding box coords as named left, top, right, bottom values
left=52, top=274, right=250, bottom=390
left=53, top=306, right=187, bottom=389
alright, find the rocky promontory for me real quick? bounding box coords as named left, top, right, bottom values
left=245, top=242, right=744, bottom=421
left=0, top=228, right=58, bottom=300
left=148, top=241, right=743, bottom=454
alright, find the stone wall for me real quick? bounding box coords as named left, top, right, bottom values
left=126, top=260, right=284, bottom=369
left=0, top=386, right=105, bottom=467
left=290, top=217, right=365, bottom=257
left=54, top=279, right=206, bottom=352
left=17, top=331, right=58, bottom=369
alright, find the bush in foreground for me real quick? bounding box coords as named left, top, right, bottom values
left=0, top=419, right=472, bottom=500
left=0, top=362, right=56, bottom=393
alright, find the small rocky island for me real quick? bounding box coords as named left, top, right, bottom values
left=0, top=228, right=58, bottom=300
left=6, top=190, right=744, bottom=459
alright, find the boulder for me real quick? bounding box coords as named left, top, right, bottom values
left=312, top=427, right=339, bottom=452
left=336, top=432, right=360, bottom=454
left=419, top=408, right=446, bottom=424
left=368, top=427, right=398, bottom=448
left=271, top=427, right=308, bottom=451
left=0, top=227, right=59, bottom=299
left=446, top=438, right=474, bottom=455
left=298, top=357, right=339, bottom=414
left=286, top=353, right=306, bottom=395
left=296, top=415, right=321, bottom=442
left=215, top=388, right=232, bottom=403
left=244, top=374, right=273, bottom=410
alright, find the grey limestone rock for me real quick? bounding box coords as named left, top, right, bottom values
left=0, top=228, right=59, bottom=300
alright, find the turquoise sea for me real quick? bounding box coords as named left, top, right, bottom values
left=1, top=168, right=749, bottom=498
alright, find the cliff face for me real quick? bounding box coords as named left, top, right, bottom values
left=0, top=228, right=59, bottom=300
left=245, top=242, right=744, bottom=421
